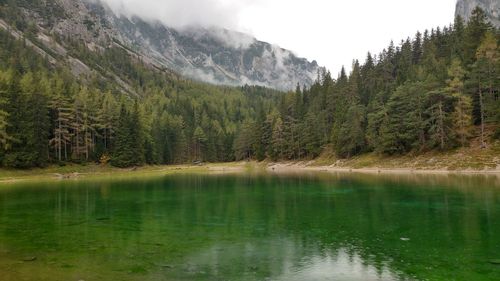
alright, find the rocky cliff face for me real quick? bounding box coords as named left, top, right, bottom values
left=4, top=0, right=320, bottom=90
left=455, top=0, right=500, bottom=27
left=112, top=15, right=320, bottom=90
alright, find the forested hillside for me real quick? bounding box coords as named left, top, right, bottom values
left=0, top=0, right=320, bottom=90
left=0, top=4, right=279, bottom=168
left=0, top=3, right=498, bottom=169
left=234, top=8, right=499, bottom=162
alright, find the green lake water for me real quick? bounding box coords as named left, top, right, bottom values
left=0, top=172, right=499, bottom=281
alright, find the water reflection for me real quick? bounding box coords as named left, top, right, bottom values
left=186, top=240, right=402, bottom=281
left=278, top=250, right=397, bottom=281
left=0, top=172, right=498, bottom=281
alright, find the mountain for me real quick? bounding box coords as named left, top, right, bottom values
left=0, top=0, right=320, bottom=91
left=455, top=0, right=500, bottom=27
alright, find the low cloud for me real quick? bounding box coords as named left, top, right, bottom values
left=99, top=0, right=259, bottom=30
left=184, top=27, right=256, bottom=49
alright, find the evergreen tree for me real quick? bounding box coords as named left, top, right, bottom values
left=0, top=70, right=13, bottom=150
left=471, top=31, right=499, bottom=148
left=130, top=101, right=145, bottom=164
left=451, top=15, right=466, bottom=61
left=97, top=92, right=118, bottom=151
left=463, top=7, right=492, bottom=66
left=366, top=99, right=387, bottom=152
left=111, top=105, right=135, bottom=167
left=193, top=126, right=207, bottom=161
left=271, top=116, right=284, bottom=160
left=426, top=90, right=454, bottom=150
left=446, top=59, right=472, bottom=147
left=0, top=8, right=498, bottom=169
left=48, top=77, right=72, bottom=161
left=4, top=72, right=49, bottom=168
left=412, top=31, right=423, bottom=65
left=336, top=103, right=365, bottom=158
left=234, top=120, right=256, bottom=160
left=397, top=38, right=414, bottom=83
left=379, top=82, right=426, bottom=154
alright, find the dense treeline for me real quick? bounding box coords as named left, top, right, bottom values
left=0, top=26, right=278, bottom=168
left=0, top=5, right=498, bottom=168
left=234, top=8, right=499, bottom=161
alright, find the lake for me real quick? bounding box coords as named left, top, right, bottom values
left=0, top=172, right=499, bottom=281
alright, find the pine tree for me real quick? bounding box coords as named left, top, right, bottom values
left=111, top=105, right=134, bottom=167
left=234, top=120, right=256, bottom=160
left=397, top=38, right=414, bottom=83
left=0, top=70, right=13, bottom=150
left=453, top=94, right=473, bottom=147
left=271, top=116, right=284, bottom=160
left=446, top=59, right=472, bottom=147
left=412, top=31, right=423, bottom=65
left=48, top=77, right=72, bottom=161
left=0, top=95, right=9, bottom=150
left=472, top=31, right=498, bottom=148
left=261, top=114, right=274, bottom=159
left=336, top=103, right=365, bottom=158
left=174, top=128, right=189, bottom=164
left=193, top=126, right=207, bottom=162
left=130, top=101, right=145, bottom=165
left=426, top=90, right=454, bottom=150
left=360, top=53, right=376, bottom=105
left=4, top=72, right=49, bottom=168
left=451, top=15, right=465, bottom=61
left=463, top=7, right=492, bottom=66
left=97, top=92, right=118, bottom=151
left=31, top=73, right=50, bottom=166
left=379, top=82, right=426, bottom=154
left=71, top=87, right=99, bottom=161
left=366, top=99, right=387, bottom=152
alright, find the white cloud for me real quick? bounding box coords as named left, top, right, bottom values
left=100, top=0, right=457, bottom=74
left=100, top=0, right=260, bottom=29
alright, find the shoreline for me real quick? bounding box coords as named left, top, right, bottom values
left=0, top=161, right=499, bottom=184
left=0, top=163, right=248, bottom=184
left=266, top=162, right=500, bottom=176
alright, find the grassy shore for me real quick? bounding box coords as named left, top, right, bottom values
left=311, top=140, right=500, bottom=171
left=0, top=162, right=254, bottom=184
left=0, top=141, right=498, bottom=183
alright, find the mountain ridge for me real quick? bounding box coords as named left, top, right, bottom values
left=455, top=0, right=500, bottom=27
left=5, top=0, right=320, bottom=91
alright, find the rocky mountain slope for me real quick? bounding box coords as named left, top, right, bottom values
left=456, top=0, right=500, bottom=27
left=0, top=0, right=320, bottom=90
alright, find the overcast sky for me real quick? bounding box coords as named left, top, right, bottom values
left=102, top=0, right=458, bottom=74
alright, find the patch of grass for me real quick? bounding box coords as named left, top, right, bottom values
left=0, top=162, right=252, bottom=184
left=306, top=139, right=500, bottom=172
left=311, top=146, right=337, bottom=166
left=345, top=153, right=380, bottom=169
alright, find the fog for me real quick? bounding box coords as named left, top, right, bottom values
left=100, top=0, right=259, bottom=30
left=99, top=0, right=457, bottom=74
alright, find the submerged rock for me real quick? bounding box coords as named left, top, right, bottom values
left=22, top=256, right=37, bottom=262
left=53, top=173, right=81, bottom=179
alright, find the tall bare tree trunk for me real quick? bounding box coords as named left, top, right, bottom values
left=58, top=116, right=62, bottom=161
left=104, top=128, right=107, bottom=150
left=439, top=102, right=445, bottom=150
left=479, top=86, right=486, bottom=149
left=76, top=129, right=80, bottom=160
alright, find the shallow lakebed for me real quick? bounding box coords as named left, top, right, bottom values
left=0, top=172, right=499, bottom=280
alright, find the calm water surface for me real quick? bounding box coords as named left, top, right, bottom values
left=0, top=172, right=499, bottom=281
